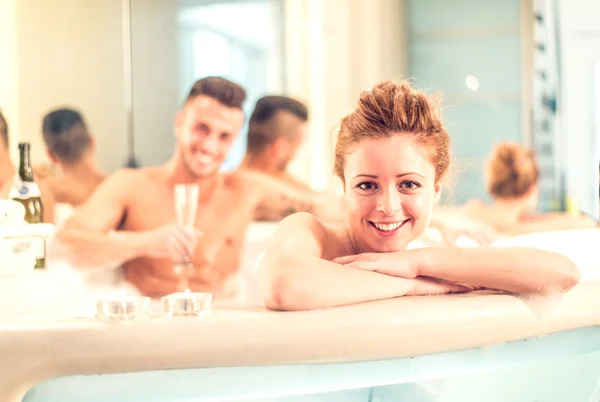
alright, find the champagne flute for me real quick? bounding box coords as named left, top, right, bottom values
left=174, top=184, right=199, bottom=290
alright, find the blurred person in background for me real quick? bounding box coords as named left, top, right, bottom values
left=37, top=108, right=106, bottom=207
left=464, top=142, right=597, bottom=235
left=240, top=95, right=311, bottom=192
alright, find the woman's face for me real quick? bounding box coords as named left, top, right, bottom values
left=343, top=135, right=441, bottom=253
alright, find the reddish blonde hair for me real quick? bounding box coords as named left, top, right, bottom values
left=334, top=81, right=451, bottom=183
left=487, top=142, right=539, bottom=198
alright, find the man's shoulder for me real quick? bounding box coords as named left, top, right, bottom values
left=223, top=169, right=263, bottom=191
left=279, top=212, right=329, bottom=235
left=226, top=168, right=254, bottom=181
left=226, top=168, right=290, bottom=191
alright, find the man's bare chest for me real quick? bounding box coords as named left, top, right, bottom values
left=122, top=185, right=255, bottom=235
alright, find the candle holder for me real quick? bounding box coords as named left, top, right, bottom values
left=96, top=296, right=151, bottom=321
left=161, top=291, right=212, bottom=317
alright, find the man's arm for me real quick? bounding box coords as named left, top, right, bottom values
left=50, top=169, right=147, bottom=267
left=277, top=172, right=314, bottom=191
left=53, top=170, right=200, bottom=268
left=240, top=170, right=346, bottom=222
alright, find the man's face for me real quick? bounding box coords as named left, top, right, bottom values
left=175, top=96, right=244, bottom=178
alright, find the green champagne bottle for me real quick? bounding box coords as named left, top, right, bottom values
left=10, top=142, right=45, bottom=268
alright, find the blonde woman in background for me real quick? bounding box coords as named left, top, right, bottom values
left=464, top=142, right=597, bottom=235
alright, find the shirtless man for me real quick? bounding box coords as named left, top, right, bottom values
left=36, top=108, right=106, bottom=206
left=53, top=77, right=343, bottom=298
left=239, top=95, right=311, bottom=193
left=0, top=109, right=55, bottom=223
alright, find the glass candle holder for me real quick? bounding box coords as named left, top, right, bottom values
left=161, top=291, right=212, bottom=317
left=96, top=296, right=151, bottom=321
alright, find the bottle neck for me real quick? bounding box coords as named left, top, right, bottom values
left=19, top=146, right=34, bottom=182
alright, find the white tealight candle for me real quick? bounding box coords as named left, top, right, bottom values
left=161, top=291, right=212, bottom=317
left=96, top=296, right=151, bottom=321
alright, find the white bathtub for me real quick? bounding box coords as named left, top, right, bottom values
left=0, top=224, right=599, bottom=401
left=2, top=280, right=599, bottom=402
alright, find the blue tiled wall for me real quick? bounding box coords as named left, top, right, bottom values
left=407, top=0, right=524, bottom=204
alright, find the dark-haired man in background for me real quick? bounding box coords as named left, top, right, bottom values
left=240, top=95, right=311, bottom=191
left=37, top=108, right=106, bottom=206
left=54, top=77, right=343, bottom=298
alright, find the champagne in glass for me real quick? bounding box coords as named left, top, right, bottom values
left=173, top=184, right=199, bottom=289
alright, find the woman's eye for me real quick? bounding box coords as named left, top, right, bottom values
left=357, top=182, right=377, bottom=191
left=400, top=181, right=420, bottom=190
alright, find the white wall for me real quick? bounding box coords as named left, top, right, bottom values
left=130, top=0, right=180, bottom=168
left=557, top=0, right=600, bottom=216
left=0, top=0, right=20, bottom=163
left=14, top=0, right=128, bottom=173
left=284, top=0, right=408, bottom=192
left=0, top=0, right=182, bottom=174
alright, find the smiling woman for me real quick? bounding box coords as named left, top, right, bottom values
left=342, top=135, right=439, bottom=252
left=257, top=80, right=581, bottom=311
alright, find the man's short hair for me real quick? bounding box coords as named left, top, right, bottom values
left=185, top=76, right=247, bottom=109
left=42, top=108, right=91, bottom=163
left=247, top=96, right=308, bottom=154
left=0, top=109, right=8, bottom=147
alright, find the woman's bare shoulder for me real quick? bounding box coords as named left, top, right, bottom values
left=274, top=212, right=348, bottom=257
left=277, top=212, right=332, bottom=237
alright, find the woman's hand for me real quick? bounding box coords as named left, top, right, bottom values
left=332, top=251, right=419, bottom=279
